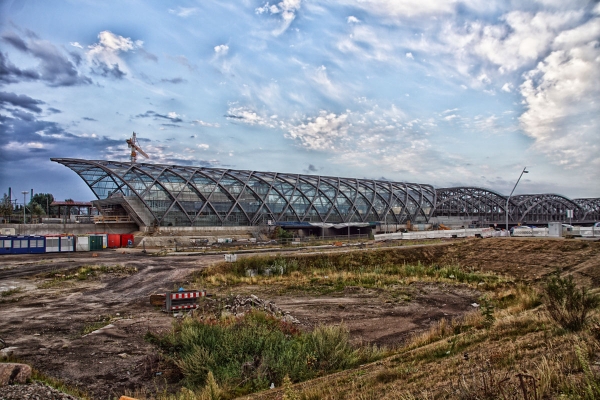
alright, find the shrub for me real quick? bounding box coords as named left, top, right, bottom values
left=544, top=274, right=600, bottom=331
left=151, top=311, right=380, bottom=396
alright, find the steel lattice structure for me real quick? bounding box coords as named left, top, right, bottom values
left=433, top=187, right=599, bottom=225
left=52, top=159, right=436, bottom=227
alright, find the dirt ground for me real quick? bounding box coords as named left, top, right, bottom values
left=0, top=238, right=598, bottom=399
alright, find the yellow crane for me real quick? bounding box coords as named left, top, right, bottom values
left=126, top=132, right=149, bottom=163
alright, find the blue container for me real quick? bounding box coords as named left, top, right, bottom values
left=10, top=236, right=30, bottom=254
left=28, top=236, right=46, bottom=254
left=0, top=236, right=12, bottom=255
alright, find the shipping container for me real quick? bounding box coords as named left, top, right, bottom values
left=59, top=236, right=75, bottom=252
left=108, top=234, right=121, bottom=248
left=89, top=235, right=104, bottom=251
left=46, top=236, right=60, bottom=252
left=11, top=236, right=31, bottom=254
left=121, top=234, right=134, bottom=248
left=76, top=235, right=90, bottom=252
left=28, top=236, right=46, bottom=254
left=0, top=236, right=12, bottom=255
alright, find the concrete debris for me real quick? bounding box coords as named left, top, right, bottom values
left=0, top=363, right=32, bottom=386
left=223, top=295, right=300, bottom=324
left=0, top=381, right=79, bottom=399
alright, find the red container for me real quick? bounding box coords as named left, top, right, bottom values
left=121, top=234, right=134, bottom=248
left=107, top=234, right=121, bottom=248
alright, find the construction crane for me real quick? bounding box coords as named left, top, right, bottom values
left=126, top=132, right=149, bottom=163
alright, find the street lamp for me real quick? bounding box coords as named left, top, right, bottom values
left=21, top=191, right=28, bottom=224
left=505, top=167, right=529, bottom=233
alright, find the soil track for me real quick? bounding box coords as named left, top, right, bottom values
left=0, top=238, right=598, bottom=399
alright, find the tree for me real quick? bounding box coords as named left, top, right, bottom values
left=30, top=193, right=54, bottom=216
left=30, top=203, right=46, bottom=222
left=0, top=193, right=13, bottom=222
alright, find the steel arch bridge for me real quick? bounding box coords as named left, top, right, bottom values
left=52, top=158, right=436, bottom=227
left=433, top=187, right=599, bottom=225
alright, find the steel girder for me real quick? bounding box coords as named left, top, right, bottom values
left=572, top=198, right=600, bottom=222
left=52, top=158, right=436, bottom=227
left=433, top=187, right=599, bottom=224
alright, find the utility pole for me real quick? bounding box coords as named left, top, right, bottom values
left=21, top=191, right=28, bottom=224
left=505, top=167, right=529, bottom=233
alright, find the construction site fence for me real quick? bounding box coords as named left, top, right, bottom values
left=374, top=227, right=600, bottom=241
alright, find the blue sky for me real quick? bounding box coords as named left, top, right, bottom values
left=1, top=0, right=599, bottom=202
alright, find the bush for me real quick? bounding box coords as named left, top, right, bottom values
left=544, top=274, right=600, bottom=331
left=151, top=311, right=381, bottom=396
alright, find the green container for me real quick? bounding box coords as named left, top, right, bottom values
left=89, top=235, right=103, bottom=251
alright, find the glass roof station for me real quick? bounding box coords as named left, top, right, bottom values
left=52, top=158, right=599, bottom=231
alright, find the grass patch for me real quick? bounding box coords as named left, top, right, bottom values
left=37, top=264, right=138, bottom=289
left=1, top=286, right=23, bottom=297
left=193, top=251, right=504, bottom=294
left=148, top=310, right=387, bottom=398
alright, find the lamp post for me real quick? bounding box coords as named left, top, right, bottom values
left=505, top=167, right=529, bottom=233
left=21, top=191, right=28, bottom=224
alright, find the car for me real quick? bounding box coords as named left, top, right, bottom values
left=594, top=222, right=600, bottom=228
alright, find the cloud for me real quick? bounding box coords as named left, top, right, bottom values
left=501, top=83, right=513, bottom=92
left=286, top=111, right=350, bottom=151
left=160, top=77, right=186, bottom=84
left=197, top=143, right=209, bottom=150
left=0, top=91, right=44, bottom=113
left=1, top=31, right=91, bottom=86
left=70, top=42, right=83, bottom=49
left=405, top=52, right=414, bottom=59
left=168, top=55, right=197, bottom=71
left=193, top=120, right=220, bottom=128
left=214, top=44, right=229, bottom=56
left=347, top=16, right=360, bottom=24
left=82, top=117, right=97, bottom=121
left=519, top=15, right=600, bottom=174
left=135, top=110, right=183, bottom=123
left=341, top=0, right=461, bottom=19
left=168, top=7, right=199, bottom=17
left=225, top=107, right=273, bottom=126
left=0, top=52, right=40, bottom=85
left=255, top=0, right=302, bottom=36
left=86, top=31, right=141, bottom=78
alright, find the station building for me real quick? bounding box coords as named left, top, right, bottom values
left=52, top=158, right=599, bottom=233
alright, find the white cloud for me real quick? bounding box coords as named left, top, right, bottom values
left=214, top=44, right=229, bottom=55
left=405, top=52, right=414, bottom=59
left=197, top=143, right=210, bottom=150
left=70, top=42, right=83, bottom=49
left=519, top=15, right=600, bottom=175
left=226, top=107, right=274, bottom=127
left=501, top=83, right=513, bottom=92
left=286, top=111, right=349, bottom=151
left=168, top=7, right=199, bottom=17
left=255, top=0, right=302, bottom=36
left=167, top=112, right=181, bottom=120
left=87, top=31, right=141, bottom=76
left=347, top=16, right=360, bottom=24
left=193, top=120, right=220, bottom=128
left=340, top=0, right=461, bottom=19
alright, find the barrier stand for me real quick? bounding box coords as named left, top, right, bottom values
left=163, top=290, right=207, bottom=313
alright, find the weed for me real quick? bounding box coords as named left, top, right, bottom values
left=544, top=273, right=600, bottom=331
left=0, top=286, right=23, bottom=297
left=149, top=311, right=383, bottom=397
left=479, top=295, right=495, bottom=327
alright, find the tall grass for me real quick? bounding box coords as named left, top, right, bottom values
left=195, top=252, right=502, bottom=292
left=149, top=311, right=386, bottom=397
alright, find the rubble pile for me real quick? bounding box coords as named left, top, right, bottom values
left=224, top=294, right=300, bottom=324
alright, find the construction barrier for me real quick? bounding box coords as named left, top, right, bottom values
left=163, top=290, right=207, bottom=312
left=224, top=253, right=237, bottom=262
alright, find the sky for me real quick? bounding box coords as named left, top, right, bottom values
left=0, top=0, right=599, bottom=203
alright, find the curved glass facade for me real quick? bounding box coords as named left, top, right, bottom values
left=52, top=159, right=436, bottom=227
